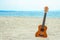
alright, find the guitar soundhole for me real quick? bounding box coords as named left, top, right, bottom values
left=41, top=28, right=44, bottom=32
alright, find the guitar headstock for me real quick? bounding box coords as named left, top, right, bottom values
left=44, top=6, right=49, bottom=13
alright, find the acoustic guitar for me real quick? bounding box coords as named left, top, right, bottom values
left=35, top=6, right=48, bottom=38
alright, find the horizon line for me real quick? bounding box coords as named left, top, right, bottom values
left=0, top=10, right=60, bottom=12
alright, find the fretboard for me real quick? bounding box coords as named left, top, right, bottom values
left=42, top=13, right=47, bottom=28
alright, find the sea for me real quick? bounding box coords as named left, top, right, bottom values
left=0, top=11, right=60, bottom=18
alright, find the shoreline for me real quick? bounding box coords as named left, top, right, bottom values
left=0, top=16, right=60, bottom=18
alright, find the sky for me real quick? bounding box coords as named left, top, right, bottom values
left=0, top=0, right=60, bottom=11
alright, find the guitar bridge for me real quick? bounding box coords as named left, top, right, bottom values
left=40, top=34, right=44, bottom=37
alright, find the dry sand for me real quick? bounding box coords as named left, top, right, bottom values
left=0, top=17, right=60, bottom=40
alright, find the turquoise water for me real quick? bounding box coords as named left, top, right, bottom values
left=0, top=11, right=60, bottom=18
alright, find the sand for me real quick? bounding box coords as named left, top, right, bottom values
left=0, top=17, right=60, bottom=40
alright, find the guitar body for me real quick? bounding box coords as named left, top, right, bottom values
left=35, top=25, right=47, bottom=38
left=35, top=6, right=48, bottom=38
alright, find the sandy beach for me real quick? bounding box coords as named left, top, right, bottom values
left=0, top=17, right=60, bottom=40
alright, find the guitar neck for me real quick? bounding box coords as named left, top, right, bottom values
left=42, top=13, right=47, bottom=27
